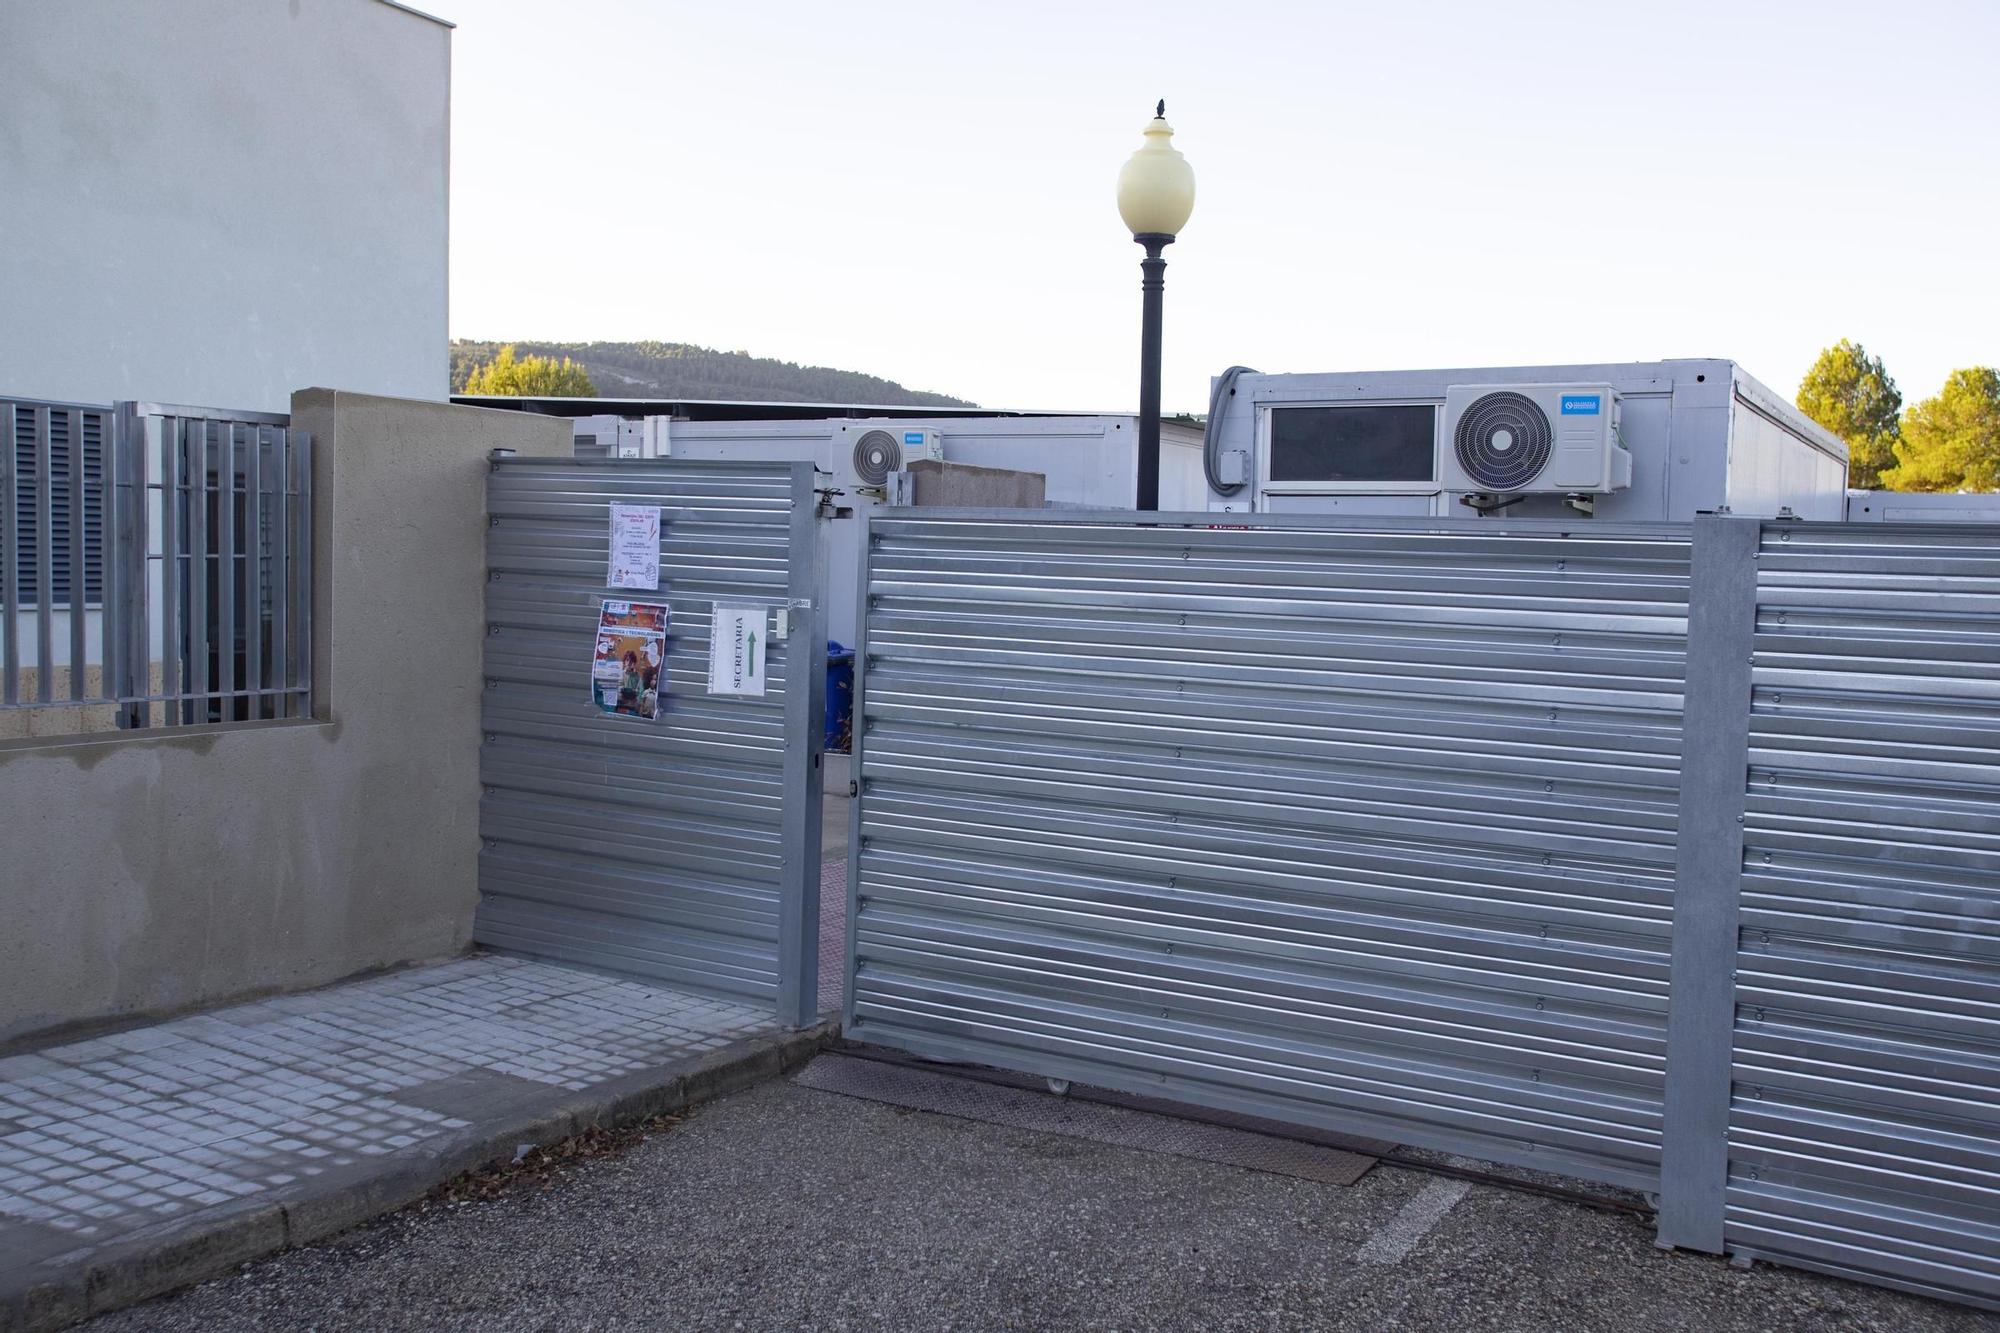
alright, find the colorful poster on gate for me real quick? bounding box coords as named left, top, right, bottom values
left=592, top=599, right=669, bottom=720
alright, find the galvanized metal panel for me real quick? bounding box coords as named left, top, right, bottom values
left=848, top=510, right=1694, bottom=1191
left=478, top=458, right=822, bottom=1021
left=1727, top=521, right=2000, bottom=1310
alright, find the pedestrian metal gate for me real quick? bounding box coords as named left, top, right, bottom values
left=478, top=458, right=825, bottom=1026
left=844, top=509, right=1999, bottom=1310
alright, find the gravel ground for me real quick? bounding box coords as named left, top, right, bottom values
left=89, top=1075, right=1994, bottom=1333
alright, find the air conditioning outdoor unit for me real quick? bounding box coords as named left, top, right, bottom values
left=1439, top=384, right=1631, bottom=495
left=834, top=426, right=944, bottom=490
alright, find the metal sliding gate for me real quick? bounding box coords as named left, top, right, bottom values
left=844, top=509, right=2000, bottom=1309
left=479, top=458, right=825, bottom=1026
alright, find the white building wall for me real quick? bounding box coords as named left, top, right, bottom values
left=0, top=0, right=450, bottom=412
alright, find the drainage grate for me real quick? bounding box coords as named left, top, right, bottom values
left=795, top=1052, right=1381, bottom=1186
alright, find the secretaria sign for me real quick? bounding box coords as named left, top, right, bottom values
left=707, top=606, right=767, bottom=697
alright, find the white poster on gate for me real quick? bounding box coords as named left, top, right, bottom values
left=707, top=606, right=767, bottom=696
left=607, top=504, right=661, bottom=590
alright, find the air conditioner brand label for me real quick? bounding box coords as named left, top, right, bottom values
left=1560, top=396, right=1602, bottom=416
left=903, top=431, right=926, bottom=445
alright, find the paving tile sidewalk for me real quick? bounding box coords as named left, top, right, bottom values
left=1, top=955, right=808, bottom=1329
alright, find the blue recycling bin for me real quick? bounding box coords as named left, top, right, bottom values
left=824, top=640, right=855, bottom=753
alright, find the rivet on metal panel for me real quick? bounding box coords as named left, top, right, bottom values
left=1543, top=781, right=1554, bottom=793
left=1534, top=997, right=1545, bottom=1011
left=1540, top=854, right=1551, bottom=866
left=1780, top=530, right=1791, bottom=542
left=485, top=733, right=497, bottom=743
left=1552, top=633, right=1562, bottom=649
left=1164, top=944, right=1174, bottom=955
left=1538, top=925, right=1550, bottom=939
left=1771, top=693, right=1782, bottom=706
left=1755, top=1008, right=1766, bottom=1021
left=1532, top=1069, right=1541, bottom=1082
left=1777, top=612, right=1788, bottom=624
left=1556, top=558, right=1566, bottom=571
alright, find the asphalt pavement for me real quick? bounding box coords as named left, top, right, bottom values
left=84, top=1074, right=1995, bottom=1332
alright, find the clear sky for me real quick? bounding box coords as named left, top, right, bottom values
left=449, top=0, right=1998, bottom=415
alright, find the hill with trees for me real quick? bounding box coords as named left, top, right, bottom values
left=451, top=340, right=973, bottom=407
left=461, top=345, right=596, bottom=397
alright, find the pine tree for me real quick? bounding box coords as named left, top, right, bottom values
left=1796, top=340, right=1901, bottom=489
left=1881, top=368, right=2000, bottom=492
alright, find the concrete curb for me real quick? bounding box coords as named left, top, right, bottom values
left=1, top=1020, right=838, bottom=1332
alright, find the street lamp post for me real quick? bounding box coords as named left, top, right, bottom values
left=1117, top=100, right=1195, bottom=512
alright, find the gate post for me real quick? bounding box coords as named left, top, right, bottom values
left=774, top=463, right=826, bottom=1027
left=1657, top=513, right=1761, bottom=1252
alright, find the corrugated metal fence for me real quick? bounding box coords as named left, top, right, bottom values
left=479, top=457, right=825, bottom=1025
left=845, top=510, right=1998, bottom=1309
left=1725, top=522, right=2000, bottom=1303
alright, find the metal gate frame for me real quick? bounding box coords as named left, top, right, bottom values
left=480, top=457, right=825, bottom=1027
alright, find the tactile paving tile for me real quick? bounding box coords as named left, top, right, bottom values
left=795, top=1052, right=1380, bottom=1186
left=0, top=956, right=774, bottom=1260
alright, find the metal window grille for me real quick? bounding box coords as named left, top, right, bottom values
left=0, top=395, right=312, bottom=725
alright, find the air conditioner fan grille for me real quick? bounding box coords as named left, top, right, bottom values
left=1453, top=392, right=1553, bottom=491
left=852, top=430, right=902, bottom=486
